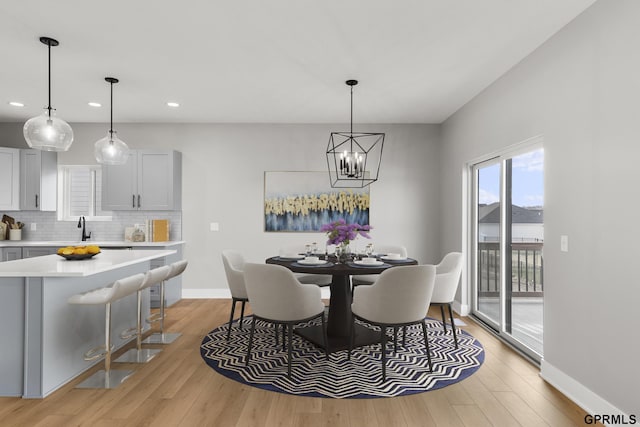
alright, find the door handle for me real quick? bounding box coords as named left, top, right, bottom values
left=137, top=195, right=141, bottom=208
left=132, top=195, right=136, bottom=208
left=35, top=194, right=39, bottom=208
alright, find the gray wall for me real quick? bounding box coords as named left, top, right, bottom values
left=0, top=122, right=442, bottom=296
left=440, top=0, right=639, bottom=416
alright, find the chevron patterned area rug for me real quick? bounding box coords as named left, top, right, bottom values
left=200, top=316, right=484, bottom=399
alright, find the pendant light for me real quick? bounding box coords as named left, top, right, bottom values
left=23, top=37, right=74, bottom=152
left=94, top=77, right=130, bottom=165
left=326, top=80, right=384, bottom=188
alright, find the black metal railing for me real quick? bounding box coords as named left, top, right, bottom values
left=478, top=241, right=543, bottom=297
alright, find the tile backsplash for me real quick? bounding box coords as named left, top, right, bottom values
left=6, top=211, right=182, bottom=242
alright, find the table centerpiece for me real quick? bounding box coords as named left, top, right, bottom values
left=320, top=219, right=372, bottom=263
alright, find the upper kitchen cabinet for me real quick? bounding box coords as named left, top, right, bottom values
left=102, top=149, right=182, bottom=211
left=0, top=147, right=20, bottom=211
left=20, top=149, right=57, bottom=211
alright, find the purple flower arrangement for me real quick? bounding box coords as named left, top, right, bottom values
left=320, top=219, right=372, bottom=246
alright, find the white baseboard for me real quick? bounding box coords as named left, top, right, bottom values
left=182, top=288, right=331, bottom=299
left=540, top=359, right=629, bottom=424
left=182, top=288, right=230, bottom=299
left=452, top=301, right=470, bottom=316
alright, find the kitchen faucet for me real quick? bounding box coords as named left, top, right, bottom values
left=77, top=216, right=91, bottom=241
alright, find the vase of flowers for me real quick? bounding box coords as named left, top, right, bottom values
left=320, top=219, right=371, bottom=263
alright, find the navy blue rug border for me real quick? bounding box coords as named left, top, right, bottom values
left=200, top=316, right=484, bottom=399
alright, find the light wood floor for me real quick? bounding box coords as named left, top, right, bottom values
left=0, top=299, right=595, bottom=427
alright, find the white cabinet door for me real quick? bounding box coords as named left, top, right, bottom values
left=101, top=152, right=137, bottom=210
left=0, top=148, right=20, bottom=211
left=102, top=150, right=181, bottom=211
left=22, top=247, right=57, bottom=258
left=0, top=248, right=22, bottom=262
left=20, top=150, right=57, bottom=211
left=137, top=150, right=180, bottom=210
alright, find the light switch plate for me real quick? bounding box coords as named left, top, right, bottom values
left=210, top=222, right=219, bottom=232
left=560, top=235, right=569, bottom=252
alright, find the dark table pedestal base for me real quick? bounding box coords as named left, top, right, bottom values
left=295, top=323, right=379, bottom=353
left=295, top=273, right=381, bottom=352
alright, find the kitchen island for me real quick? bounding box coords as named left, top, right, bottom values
left=0, top=241, right=185, bottom=308
left=0, top=249, right=176, bottom=398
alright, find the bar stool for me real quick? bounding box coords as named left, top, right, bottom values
left=68, top=273, right=145, bottom=389
left=116, top=265, right=171, bottom=363
left=143, top=260, right=188, bottom=344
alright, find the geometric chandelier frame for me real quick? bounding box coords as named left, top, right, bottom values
left=326, top=80, right=384, bottom=188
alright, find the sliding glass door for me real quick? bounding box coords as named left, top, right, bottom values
left=472, top=145, right=544, bottom=359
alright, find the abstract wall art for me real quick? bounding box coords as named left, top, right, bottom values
left=264, top=171, right=370, bottom=232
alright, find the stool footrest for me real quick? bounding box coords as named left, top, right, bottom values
left=120, top=327, right=138, bottom=340
left=146, top=312, right=163, bottom=324
left=83, top=345, right=110, bottom=361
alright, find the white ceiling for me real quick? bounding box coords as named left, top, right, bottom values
left=0, top=0, right=596, bottom=124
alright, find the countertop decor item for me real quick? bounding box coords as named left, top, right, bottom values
left=57, top=245, right=101, bottom=260
left=94, top=77, right=130, bottom=165
left=326, top=79, right=384, bottom=188
left=23, top=36, right=74, bottom=152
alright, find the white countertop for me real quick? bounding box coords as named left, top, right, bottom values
left=0, top=249, right=176, bottom=278
left=0, top=240, right=185, bottom=248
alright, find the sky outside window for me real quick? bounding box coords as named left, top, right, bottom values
left=478, top=148, right=544, bottom=208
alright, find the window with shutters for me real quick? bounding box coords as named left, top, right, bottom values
left=57, top=165, right=112, bottom=221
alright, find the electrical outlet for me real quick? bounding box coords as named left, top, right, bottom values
left=30, top=223, right=37, bottom=231
left=210, top=222, right=219, bottom=232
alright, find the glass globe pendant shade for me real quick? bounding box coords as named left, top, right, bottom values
left=94, top=131, right=130, bottom=165
left=23, top=109, right=74, bottom=152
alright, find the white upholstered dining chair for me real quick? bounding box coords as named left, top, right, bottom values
left=279, top=245, right=332, bottom=287
left=243, top=263, right=328, bottom=378
left=430, top=252, right=464, bottom=348
left=351, top=244, right=408, bottom=291
left=349, top=264, right=436, bottom=381
left=221, top=250, right=249, bottom=341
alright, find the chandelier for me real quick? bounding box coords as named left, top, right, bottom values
left=326, top=80, right=384, bottom=188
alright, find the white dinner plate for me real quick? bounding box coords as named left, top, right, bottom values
left=353, top=260, right=384, bottom=266
left=380, top=255, right=407, bottom=261
left=280, top=255, right=304, bottom=260
left=297, top=259, right=328, bottom=265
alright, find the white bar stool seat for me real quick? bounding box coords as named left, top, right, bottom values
left=116, top=265, right=171, bottom=363
left=68, top=273, right=145, bottom=389
left=143, top=260, right=188, bottom=344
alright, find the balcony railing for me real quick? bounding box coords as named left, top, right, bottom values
left=478, top=241, right=543, bottom=297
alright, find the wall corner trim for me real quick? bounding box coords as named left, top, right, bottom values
left=540, top=359, right=629, bottom=421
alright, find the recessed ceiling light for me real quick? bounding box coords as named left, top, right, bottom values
left=9, top=101, right=24, bottom=107
left=167, top=102, right=180, bottom=108
left=88, top=102, right=102, bottom=107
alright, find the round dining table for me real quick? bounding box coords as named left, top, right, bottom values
left=266, top=255, right=418, bottom=353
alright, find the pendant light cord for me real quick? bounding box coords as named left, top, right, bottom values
left=350, top=84, right=354, bottom=137
left=109, top=80, right=114, bottom=138
left=47, top=41, right=52, bottom=117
